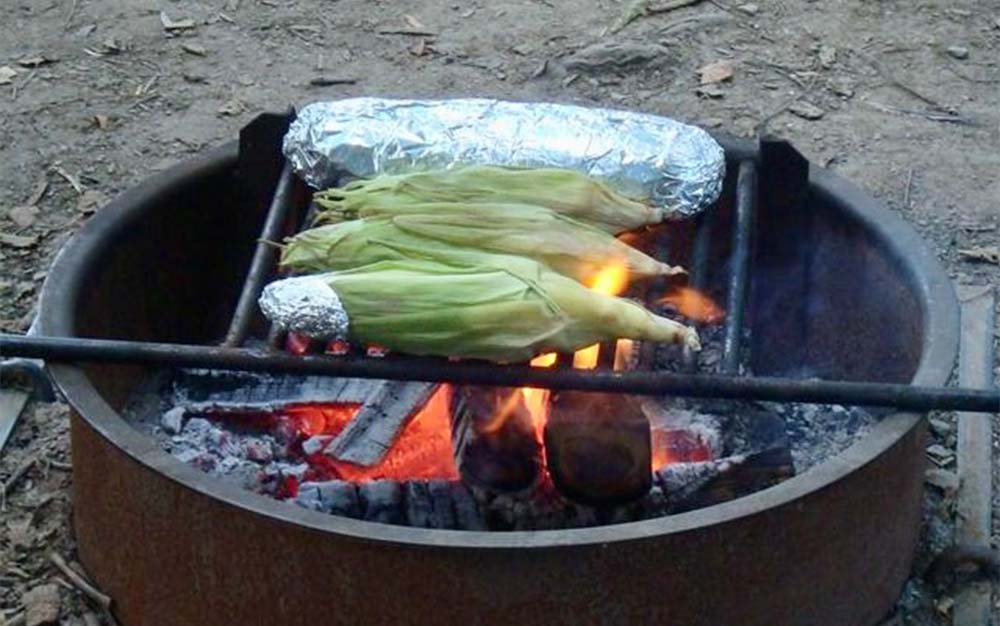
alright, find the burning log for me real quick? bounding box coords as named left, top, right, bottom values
left=450, top=386, right=542, bottom=493
left=544, top=391, right=652, bottom=505
left=325, top=381, right=438, bottom=466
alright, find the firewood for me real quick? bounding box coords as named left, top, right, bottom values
left=544, top=391, right=652, bottom=505
left=326, top=381, right=438, bottom=466
left=450, top=386, right=542, bottom=493
left=358, top=480, right=403, bottom=524
left=448, top=481, right=487, bottom=531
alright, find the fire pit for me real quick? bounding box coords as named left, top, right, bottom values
left=33, top=113, right=958, bottom=626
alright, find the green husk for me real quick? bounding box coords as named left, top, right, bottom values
left=313, top=165, right=663, bottom=234
left=280, top=208, right=684, bottom=285
left=308, top=256, right=698, bottom=362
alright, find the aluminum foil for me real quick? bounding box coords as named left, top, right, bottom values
left=258, top=276, right=349, bottom=340
left=283, top=98, right=725, bottom=218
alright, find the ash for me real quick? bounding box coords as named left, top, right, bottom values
left=759, top=401, right=875, bottom=472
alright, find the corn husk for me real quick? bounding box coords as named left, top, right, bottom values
left=280, top=209, right=684, bottom=285
left=313, top=166, right=663, bottom=234
left=261, top=256, right=699, bottom=362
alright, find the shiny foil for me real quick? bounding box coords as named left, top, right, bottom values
left=283, top=98, right=725, bottom=218
left=259, top=276, right=349, bottom=340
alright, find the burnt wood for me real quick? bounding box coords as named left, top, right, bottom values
left=326, top=381, right=438, bottom=466
left=544, top=391, right=652, bottom=505
left=358, top=480, right=403, bottom=525
left=450, top=386, right=542, bottom=493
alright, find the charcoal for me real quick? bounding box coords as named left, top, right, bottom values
left=404, top=481, right=433, bottom=527
left=448, top=481, right=487, bottom=531
left=427, top=480, right=457, bottom=529
left=359, top=480, right=403, bottom=525
left=161, top=407, right=185, bottom=434
left=301, top=435, right=333, bottom=455
left=298, top=480, right=360, bottom=517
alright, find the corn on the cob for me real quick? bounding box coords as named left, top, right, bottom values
left=260, top=256, right=699, bottom=362
left=313, top=166, right=663, bottom=234
left=280, top=210, right=683, bottom=285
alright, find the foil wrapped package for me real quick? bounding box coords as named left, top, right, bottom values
left=259, top=276, right=349, bottom=340
left=283, top=98, right=725, bottom=218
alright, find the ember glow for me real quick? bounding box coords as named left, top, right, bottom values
left=650, top=429, right=715, bottom=471
left=659, top=286, right=725, bottom=324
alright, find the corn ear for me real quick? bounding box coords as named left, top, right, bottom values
left=280, top=210, right=684, bottom=284
left=273, top=257, right=698, bottom=362
left=313, top=165, right=663, bottom=234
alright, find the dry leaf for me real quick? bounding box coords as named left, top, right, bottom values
left=404, top=14, right=426, bottom=30
left=8, top=205, right=39, bottom=228
left=410, top=38, right=428, bottom=56
left=181, top=43, right=207, bottom=56
left=160, top=11, right=197, bottom=31
left=0, top=66, right=17, bottom=85
left=51, top=166, right=84, bottom=194
left=7, top=518, right=33, bottom=549
left=0, top=233, right=39, bottom=248
left=92, top=114, right=111, bottom=130
left=958, top=245, right=1000, bottom=264
left=23, top=584, right=61, bottom=626
left=698, top=60, right=734, bottom=85
left=76, top=190, right=108, bottom=215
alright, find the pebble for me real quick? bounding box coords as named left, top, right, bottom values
left=945, top=45, right=969, bottom=60
left=928, top=418, right=952, bottom=437
left=925, top=443, right=955, bottom=466
left=789, top=100, right=825, bottom=120
left=737, top=3, right=759, bottom=15
left=924, top=469, right=959, bottom=496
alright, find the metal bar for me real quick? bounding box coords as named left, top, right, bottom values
left=722, top=160, right=757, bottom=374
left=682, top=211, right=715, bottom=371
left=953, top=285, right=995, bottom=626
left=3, top=334, right=998, bottom=413
left=222, top=162, right=297, bottom=347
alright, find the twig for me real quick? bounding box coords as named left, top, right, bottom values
left=64, top=0, right=79, bottom=30
left=1, top=459, right=35, bottom=506
left=11, top=68, right=37, bottom=101
left=376, top=29, right=437, bottom=37
left=944, top=64, right=1000, bottom=84
left=756, top=75, right=819, bottom=133
left=50, top=553, right=113, bottom=611
left=862, top=100, right=980, bottom=127
left=648, top=0, right=703, bottom=14
left=903, top=168, right=914, bottom=209
left=47, top=459, right=72, bottom=471
left=52, top=166, right=85, bottom=194
left=850, top=47, right=944, bottom=110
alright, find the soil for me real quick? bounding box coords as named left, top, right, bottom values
left=1, top=0, right=997, bottom=624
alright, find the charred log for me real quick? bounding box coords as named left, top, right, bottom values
left=326, top=381, right=438, bottom=466
left=544, top=391, right=652, bottom=505
left=404, top=480, right=458, bottom=529
left=450, top=386, right=542, bottom=493
left=448, top=481, right=487, bottom=531
left=296, top=480, right=361, bottom=518
left=359, top=480, right=404, bottom=525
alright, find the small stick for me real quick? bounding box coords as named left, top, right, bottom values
left=64, top=0, right=79, bottom=30
left=1, top=459, right=36, bottom=507
left=903, top=168, right=914, bottom=209
left=47, top=459, right=72, bottom=471
left=50, top=552, right=113, bottom=611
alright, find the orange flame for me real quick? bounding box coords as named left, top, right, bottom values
left=659, top=286, right=725, bottom=324
left=575, top=263, right=630, bottom=369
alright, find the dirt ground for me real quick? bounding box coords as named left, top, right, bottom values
left=1, top=0, right=997, bottom=624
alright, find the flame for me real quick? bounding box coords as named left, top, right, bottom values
left=574, top=263, right=630, bottom=369
left=658, top=286, right=725, bottom=324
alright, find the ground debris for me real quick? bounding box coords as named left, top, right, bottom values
left=564, top=40, right=671, bottom=73
left=76, top=190, right=107, bottom=215
left=698, top=59, right=734, bottom=84
left=925, top=469, right=959, bottom=496
left=0, top=66, right=17, bottom=85
left=0, top=233, right=38, bottom=249
left=23, top=584, right=60, bottom=626
left=160, top=11, right=197, bottom=32
left=217, top=98, right=246, bottom=117
left=737, top=3, right=759, bottom=15
left=788, top=100, right=824, bottom=120
left=17, top=56, right=56, bottom=68
left=945, top=45, right=969, bottom=60
left=8, top=206, right=39, bottom=228
left=957, top=245, right=999, bottom=265
left=181, top=43, right=207, bottom=56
